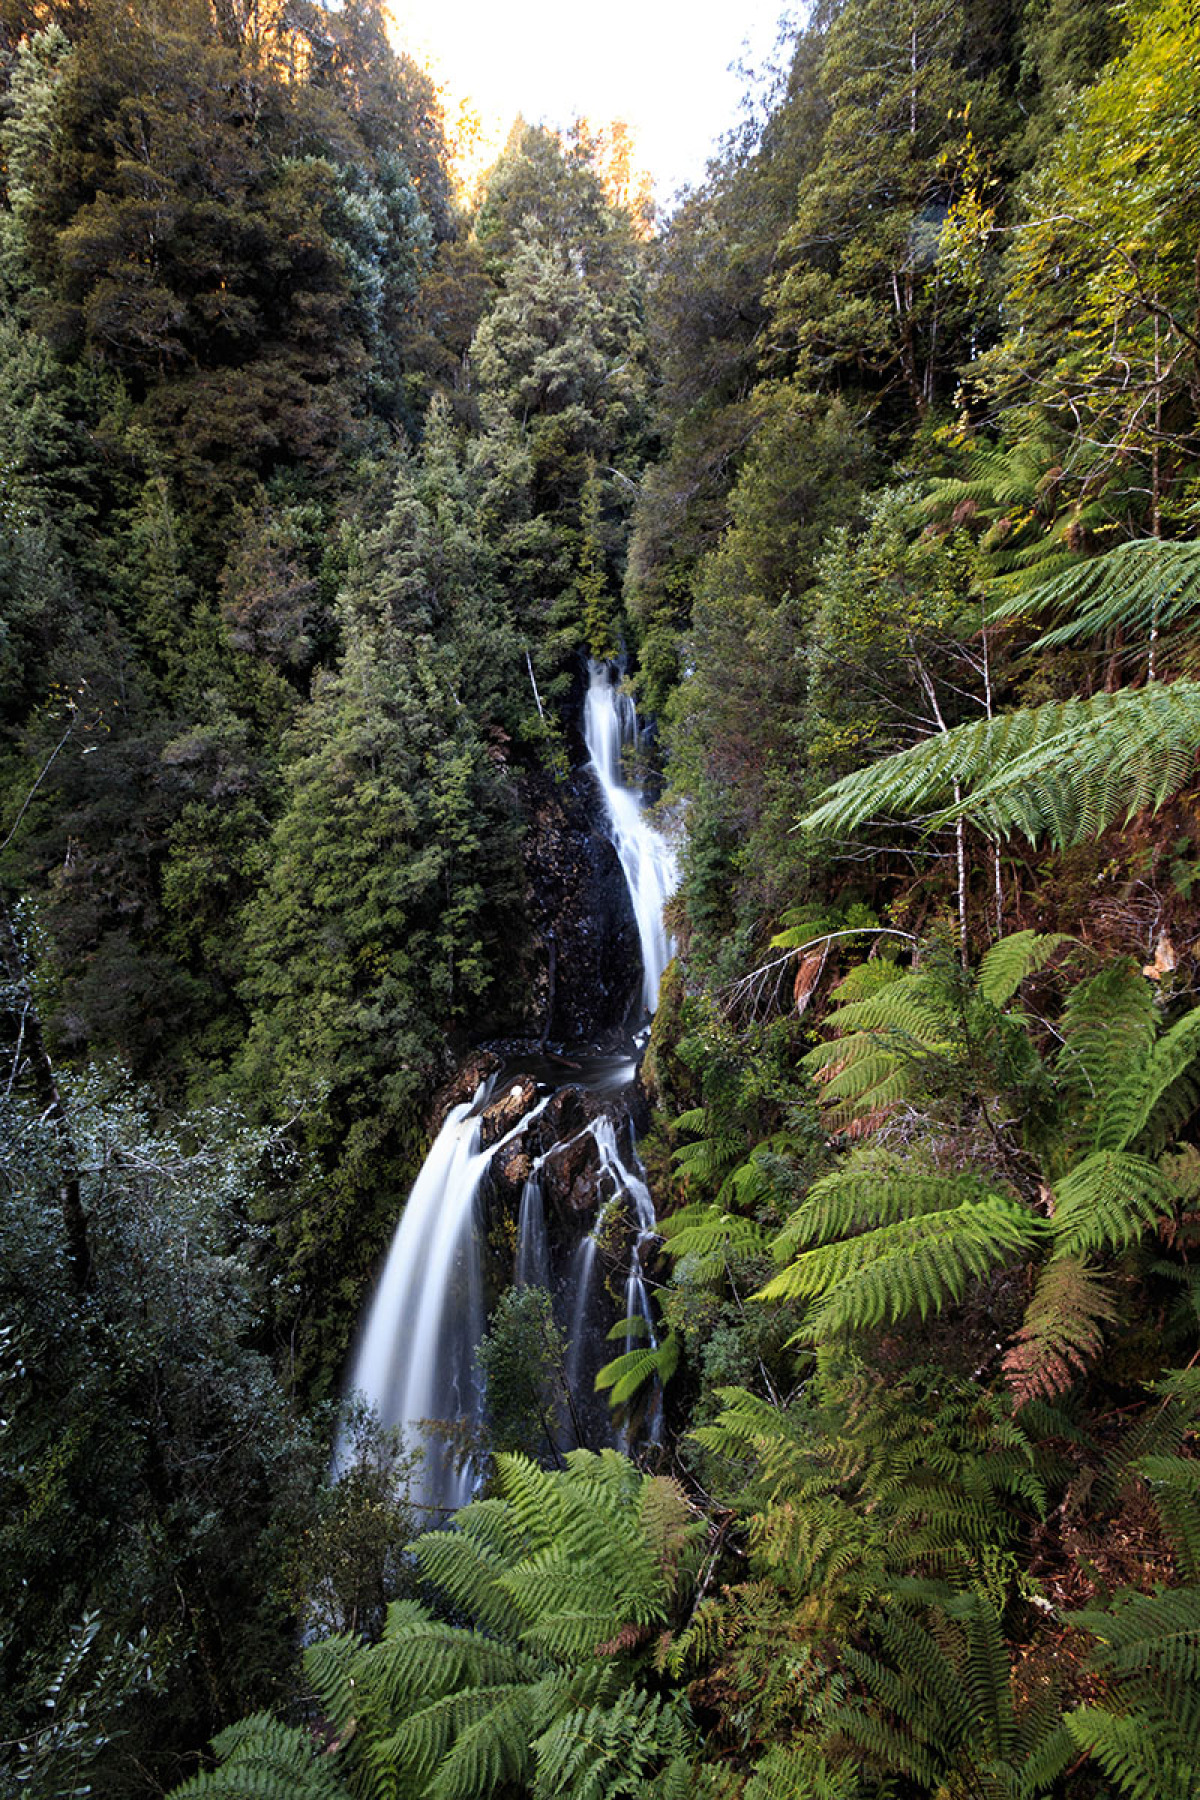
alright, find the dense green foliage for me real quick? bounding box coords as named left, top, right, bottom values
left=3, top=0, right=1200, bottom=1794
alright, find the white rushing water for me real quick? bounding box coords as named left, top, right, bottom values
left=515, top=1173, right=551, bottom=1290
left=340, top=1081, right=548, bottom=1514
left=563, top=1114, right=661, bottom=1444
left=340, top=662, right=676, bottom=1511
left=583, top=661, right=679, bottom=1016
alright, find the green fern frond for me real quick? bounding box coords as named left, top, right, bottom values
left=414, top=1519, right=527, bottom=1640
left=660, top=1201, right=771, bottom=1282
left=826, top=958, right=907, bottom=1002
left=1049, top=1151, right=1171, bottom=1257
left=532, top=1687, right=694, bottom=1800
left=741, top=1742, right=862, bottom=1800
left=1137, top=1006, right=1200, bottom=1152
left=671, top=1134, right=742, bottom=1184
left=171, top=1715, right=351, bottom=1798
left=772, top=1152, right=1011, bottom=1255
left=595, top=1333, right=680, bottom=1407
left=1071, top=1586, right=1200, bottom=1686
left=978, top=930, right=1074, bottom=1007
left=801, top=681, right=1200, bottom=849
left=835, top=1597, right=1066, bottom=1796
left=759, top=1196, right=1040, bottom=1341
left=1065, top=1702, right=1199, bottom=1800
left=1137, top=1457, right=1200, bottom=1582
left=689, top=1388, right=811, bottom=1500
left=816, top=974, right=948, bottom=1043
left=1053, top=964, right=1200, bottom=1158
left=1056, top=961, right=1157, bottom=1137
left=991, top=540, right=1200, bottom=663
left=1002, top=1255, right=1119, bottom=1405
left=375, top=1681, right=536, bottom=1800
left=606, top=1313, right=651, bottom=1342
left=808, top=1050, right=925, bottom=1134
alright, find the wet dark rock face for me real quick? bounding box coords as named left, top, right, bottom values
left=481, top=1081, right=642, bottom=1247
left=479, top=1076, right=540, bottom=1149
left=429, top=1050, right=501, bottom=1128
left=515, top=766, right=642, bottom=1046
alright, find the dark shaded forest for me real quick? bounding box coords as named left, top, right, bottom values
left=1, top=0, right=1198, bottom=1794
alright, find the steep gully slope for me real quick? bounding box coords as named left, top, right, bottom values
left=340, top=663, right=679, bottom=1510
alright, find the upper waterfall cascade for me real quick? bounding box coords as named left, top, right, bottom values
left=582, top=662, right=679, bottom=1017
left=340, top=662, right=679, bottom=1512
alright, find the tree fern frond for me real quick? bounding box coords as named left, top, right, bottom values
left=991, top=540, right=1200, bottom=661
left=532, top=1687, right=694, bottom=1800
left=660, top=1201, right=771, bottom=1283
left=414, top=1522, right=527, bottom=1639
left=671, top=1133, right=743, bottom=1184
left=1002, top=1256, right=1119, bottom=1405
left=978, top=931, right=1074, bottom=1007
left=802, top=682, right=1200, bottom=849
left=1137, top=1457, right=1200, bottom=1581
left=172, top=1716, right=351, bottom=1799
left=741, top=1742, right=862, bottom=1800
left=1049, top=1151, right=1170, bottom=1257
left=689, top=1388, right=811, bottom=1498
left=807, top=1049, right=926, bottom=1134
left=815, top=974, right=948, bottom=1043
left=424, top=1684, right=540, bottom=1800
left=772, top=1152, right=1013, bottom=1255
left=759, top=1197, right=1039, bottom=1340
left=595, top=1333, right=680, bottom=1407
left=374, top=1681, right=535, bottom=1799
left=826, top=958, right=908, bottom=1002
left=1057, top=964, right=1158, bottom=1144
left=1137, top=1006, right=1200, bottom=1152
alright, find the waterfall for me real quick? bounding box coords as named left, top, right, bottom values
left=339, top=1083, right=548, bottom=1514
left=583, top=661, right=679, bottom=1016
left=562, top=1115, right=661, bottom=1442
left=515, top=1174, right=550, bottom=1290
left=340, top=659, right=678, bottom=1512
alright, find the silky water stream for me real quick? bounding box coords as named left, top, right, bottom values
left=339, top=662, right=678, bottom=1514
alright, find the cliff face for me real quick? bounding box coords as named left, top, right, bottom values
left=513, top=763, right=643, bottom=1048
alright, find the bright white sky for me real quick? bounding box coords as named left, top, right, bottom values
left=388, top=0, right=797, bottom=206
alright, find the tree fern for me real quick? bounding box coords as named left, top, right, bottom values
left=170, top=1715, right=351, bottom=1799
left=758, top=1190, right=1038, bottom=1342
left=801, top=680, right=1200, bottom=849
left=740, top=1742, right=861, bottom=1799
left=531, top=1686, right=694, bottom=1800
left=801, top=965, right=951, bottom=1133
left=977, top=931, right=1073, bottom=1008
left=990, top=539, right=1200, bottom=675
left=659, top=1200, right=772, bottom=1284
left=834, top=1598, right=1073, bottom=1798
left=595, top=1331, right=680, bottom=1408
left=1064, top=1590, right=1200, bottom=1800
left=1001, top=1257, right=1119, bottom=1405
left=1062, top=1435, right=1200, bottom=1800
left=217, top=1454, right=706, bottom=1800
left=1139, top=1456, right=1200, bottom=1583
left=772, top=1152, right=1015, bottom=1255
left=1049, top=1151, right=1171, bottom=1257
left=1065, top=1703, right=1200, bottom=1800
left=689, top=1386, right=814, bottom=1504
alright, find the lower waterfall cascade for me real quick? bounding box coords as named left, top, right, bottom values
left=339, top=661, right=679, bottom=1513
